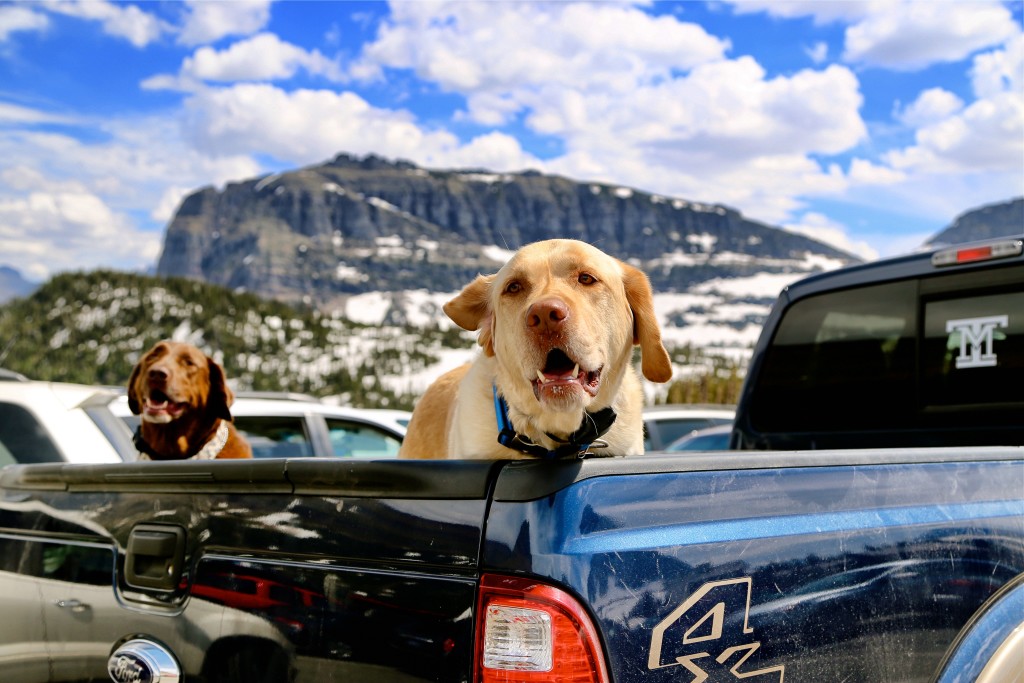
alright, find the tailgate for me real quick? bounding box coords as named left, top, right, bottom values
left=0, top=459, right=499, bottom=683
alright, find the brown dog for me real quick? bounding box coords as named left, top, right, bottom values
left=400, top=239, right=673, bottom=460
left=128, top=340, right=252, bottom=460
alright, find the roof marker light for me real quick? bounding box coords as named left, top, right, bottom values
left=932, top=239, right=1023, bottom=267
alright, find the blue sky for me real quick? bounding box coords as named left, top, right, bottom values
left=1, top=0, right=1021, bottom=281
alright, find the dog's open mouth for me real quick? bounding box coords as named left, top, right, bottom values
left=532, top=348, right=602, bottom=401
left=142, top=389, right=188, bottom=421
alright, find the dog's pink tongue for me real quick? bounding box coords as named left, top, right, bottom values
left=145, top=398, right=184, bottom=416
left=537, top=361, right=581, bottom=383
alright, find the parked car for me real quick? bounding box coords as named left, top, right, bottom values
left=112, top=393, right=409, bottom=459
left=0, top=371, right=135, bottom=464
left=667, top=422, right=734, bottom=451
left=0, top=535, right=294, bottom=682
left=641, top=404, right=735, bottom=450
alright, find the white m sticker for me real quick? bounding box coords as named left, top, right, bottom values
left=946, top=315, right=1009, bottom=369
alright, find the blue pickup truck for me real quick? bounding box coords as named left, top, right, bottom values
left=1, top=238, right=1021, bottom=683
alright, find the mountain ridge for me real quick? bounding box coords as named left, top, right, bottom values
left=924, top=197, right=1023, bottom=247
left=0, top=266, right=37, bottom=305
left=155, top=153, right=860, bottom=308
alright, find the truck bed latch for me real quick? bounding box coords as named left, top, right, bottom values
left=124, top=524, right=186, bottom=592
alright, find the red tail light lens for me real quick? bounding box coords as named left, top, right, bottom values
left=476, top=574, right=610, bottom=683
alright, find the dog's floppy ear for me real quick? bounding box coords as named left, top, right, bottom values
left=126, top=361, right=143, bottom=415
left=444, top=274, right=496, bottom=356
left=622, top=262, right=673, bottom=383
left=206, top=356, right=235, bottom=422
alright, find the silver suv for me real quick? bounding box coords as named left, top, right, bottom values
left=0, top=371, right=135, bottom=464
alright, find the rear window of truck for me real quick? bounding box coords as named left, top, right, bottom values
left=750, top=279, right=1023, bottom=439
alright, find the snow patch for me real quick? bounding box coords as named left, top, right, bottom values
left=368, top=197, right=399, bottom=212
left=335, top=265, right=368, bottom=283
left=253, top=173, right=281, bottom=192
left=459, top=173, right=510, bottom=184
left=687, top=233, right=717, bottom=252
left=694, top=273, right=799, bottom=299
left=482, top=245, right=515, bottom=264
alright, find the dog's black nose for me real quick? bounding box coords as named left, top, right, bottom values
left=148, top=367, right=168, bottom=382
left=527, top=298, right=569, bottom=332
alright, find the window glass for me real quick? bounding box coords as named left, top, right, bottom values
left=656, top=418, right=731, bottom=447
left=671, top=430, right=732, bottom=451
left=233, top=416, right=313, bottom=458
left=751, top=281, right=916, bottom=433
left=83, top=405, right=135, bottom=460
left=0, top=537, right=113, bottom=586
left=923, top=291, right=1024, bottom=409
left=0, top=403, right=64, bottom=464
left=325, top=419, right=401, bottom=459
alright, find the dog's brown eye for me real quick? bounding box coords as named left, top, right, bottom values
left=504, top=281, right=522, bottom=295
left=578, top=273, right=598, bottom=285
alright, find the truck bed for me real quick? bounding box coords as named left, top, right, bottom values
left=2, top=447, right=1022, bottom=682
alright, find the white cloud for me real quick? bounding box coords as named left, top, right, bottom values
left=840, top=31, right=1022, bottom=232
left=886, top=92, right=1024, bottom=174
left=0, top=112, right=262, bottom=278
left=531, top=59, right=864, bottom=223
left=847, top=158, right=907, bottom=186
left=724, top=1, right=874, bottom=25
left=0, top=170, right=160, bottom=280
left=179, top=83, right=541, bottom=172
left=152, top=32, right=343, bottom=88
left=805, top=41, right=829, bottom=64
left=971, top=33, right=1023, bottom=98
left=883, top=36, right=1024, bottom=176
left=896, top=88, right=964, bottom=127
left=0, top=5, right=49, bottom=41
left=784, top=212, right=878, bottom=260
left=41, top=0, right=166, bottom=48
left=0, top=102, right=76, bottom=125
left=726, top=0, right=1017, bottom=71
left=354, top=1, right=729, bottom=114
left=1, top=122, right=260, bottom=198
left=176, top=0, right=271, bottom=46
left=843, top=1, right=1018, bottom=70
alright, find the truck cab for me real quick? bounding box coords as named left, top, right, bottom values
left=733, top=238, right=1024, bottom=450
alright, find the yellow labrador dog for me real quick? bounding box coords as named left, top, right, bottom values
left=400, top=239, right=672, bottom=460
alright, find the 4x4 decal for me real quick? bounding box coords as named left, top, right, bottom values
left=648, top=577, right=785, bottom=682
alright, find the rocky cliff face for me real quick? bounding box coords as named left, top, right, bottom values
left=157, top=153, right=857, bottom=307
left=924, top=197, right=1023, bottom=247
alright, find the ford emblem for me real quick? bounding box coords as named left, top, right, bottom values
left=107, top=638, right=181, bottom=683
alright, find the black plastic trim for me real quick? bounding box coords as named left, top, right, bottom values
left=0, top=458, right=504, bottom=499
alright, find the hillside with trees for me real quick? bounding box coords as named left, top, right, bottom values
left=0, top=270, right=744, bottom=408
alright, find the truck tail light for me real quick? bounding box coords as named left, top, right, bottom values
left=476, top=574, right=610, bottom=683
